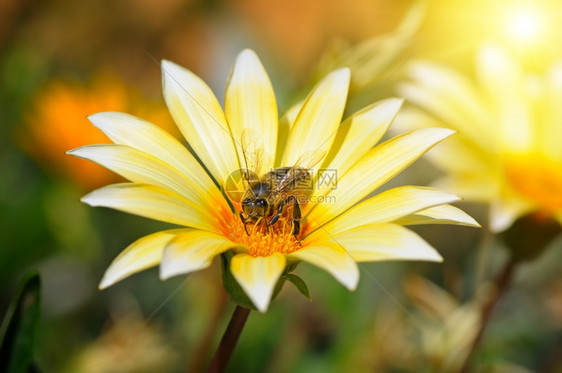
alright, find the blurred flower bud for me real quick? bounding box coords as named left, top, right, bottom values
left=501, top=212, right=562, bottom=262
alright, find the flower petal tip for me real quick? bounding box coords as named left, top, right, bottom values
left=98, top=278, right=112, bottom=290
left=237, top=48, right=259, bottom=62
left=345, top=279, right=359, bottom=291
left=387, top=97, right=406, bottom=109
left=423, top=249, right=444, bottom=263
left=79, top=194, right=94, bottom=205
left=230, top=48, right=267, bottom=81
left=160, top=59, right=175, bottom=70
left=87, top=111, right=123, bottom=128
left=340, top=266, right=360, bottom=291
left=98, top=271, right=118, bottom=290
left=80, top=190, right=106, bottom=206
left=160, top=60, right=184, bottom=81
left=86, top=111, right=106, bottom=122
left=465, top=217, right=482, bottom=228
left=331, top=67, right=351, bottom=82
left=254, top=299, right=270, bottom=313
left=65, top=148, right=79, bottom=156
left=436, top=127, right=456, bottom=138
left=158, top=264, right=182, bottom=281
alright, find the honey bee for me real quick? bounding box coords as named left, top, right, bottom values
left=237, top=136, right=322, bottom=240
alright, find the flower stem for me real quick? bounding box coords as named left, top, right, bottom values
left=206, top=305, right=251, bottom=373
left=460, top=257, right=517, bottom=373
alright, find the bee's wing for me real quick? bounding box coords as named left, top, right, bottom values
left=293, top=150, right=326, bottom=171
left=240, top=130, right=265, bottom=187
left=275, top=150, right=326, bottom=193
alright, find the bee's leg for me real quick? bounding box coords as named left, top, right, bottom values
left=287, top=196, right=302, bottom=240
left=269, top=196, right=301, bottom=240
left=261, top=216, right=272, bottom=233
left=239, top=211, right=250, bottom=236
left=268, top=200, right=285, bottom=226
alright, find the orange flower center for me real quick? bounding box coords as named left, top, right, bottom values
left=504, top=154, right=562, bottom=212
left=225, top=212, right=301, bottom=257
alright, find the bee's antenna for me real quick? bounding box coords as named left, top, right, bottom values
left=240, top=130, right=251, bottom=191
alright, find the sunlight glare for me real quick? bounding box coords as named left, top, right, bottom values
left=506, top=8, right=542, bottom=44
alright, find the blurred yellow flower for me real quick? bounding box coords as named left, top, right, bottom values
left=397, top=44, right=562, bottom=231
left=404, top=275, right=483, bottom=372
left=25, top=74, right=176, bottom=189
left=231, top=0, right=405, bottom=77
left=69, top=49, right=478, bottom=312
left=66, top=314, right=178, bottom=373
left=314, top=0, right=426, bottom=98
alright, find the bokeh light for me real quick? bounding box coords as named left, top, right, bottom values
left=506, top=7, right=542, bottom=44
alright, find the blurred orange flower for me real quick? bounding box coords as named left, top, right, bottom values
left=24, top=74, right=176, bottom=189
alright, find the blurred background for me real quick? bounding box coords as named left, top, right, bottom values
left=1, top=0, right=562, bottom=372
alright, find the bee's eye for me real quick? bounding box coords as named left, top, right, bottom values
left=255, top=198, right=267, bottom=207
left=242, top=198, right=252, bottom=205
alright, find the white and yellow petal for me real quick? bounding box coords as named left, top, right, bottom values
left=395, top=204, right=481, bottom=227
left=230, top=253, right=286, bottom=313
left=310, top=128, right=455, bottom=224
left=400, top=62, right=495, bottom=148
left=275, top=100, right=304, bottom=167
left=161, top=60, right=239, bottom=185
left=288, top=244, right=359, bottom=290
left=225, top=49, right=278, bottom=174
left=324, top=98, right=403, bottom=174
left=88, top=111, right=226, bottom=210
left=310, top=223, right=442, bottom=263
left=82, top=183, right=219, bottom=232
left=160, top=230, right=239, bottom=280
left=100, top=229, right=188, bottom=289
left=313, top=186, right=461, bottom=236
left=67, top=144, right=215, bottom=214
left=393, top=108, right=494, bottom=175
left=282, top=68, right=350, bottom=167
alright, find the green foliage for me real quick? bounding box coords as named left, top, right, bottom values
left=285, top=274, right=311, bottom=300
left=0, top=272, right=42, bottom=373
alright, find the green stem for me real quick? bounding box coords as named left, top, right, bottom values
left=460, top=257, right=517, bottom=373
left=206, top=306, right=251, bottom=373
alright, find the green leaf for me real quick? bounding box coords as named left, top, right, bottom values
left=271, top=277, right=287, bottom=302
left=284, top=261, right=300, bottom=273
left=285, top=274, right=311, bottom=300
left=221, top=252, right=256, bottom=310
left=0, top=271, right=42, bottom=373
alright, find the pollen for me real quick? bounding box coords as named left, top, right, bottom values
left=225, top=213, right=301, bottom=257
left=504, top=154, right=562, bottom=211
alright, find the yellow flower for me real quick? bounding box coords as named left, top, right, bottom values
left=397, top=44, right=562, bottom=232
left=68, top=50, right=478, bottom=312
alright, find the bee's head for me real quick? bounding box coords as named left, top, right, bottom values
left=241, top=197, right=268, bottom=221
